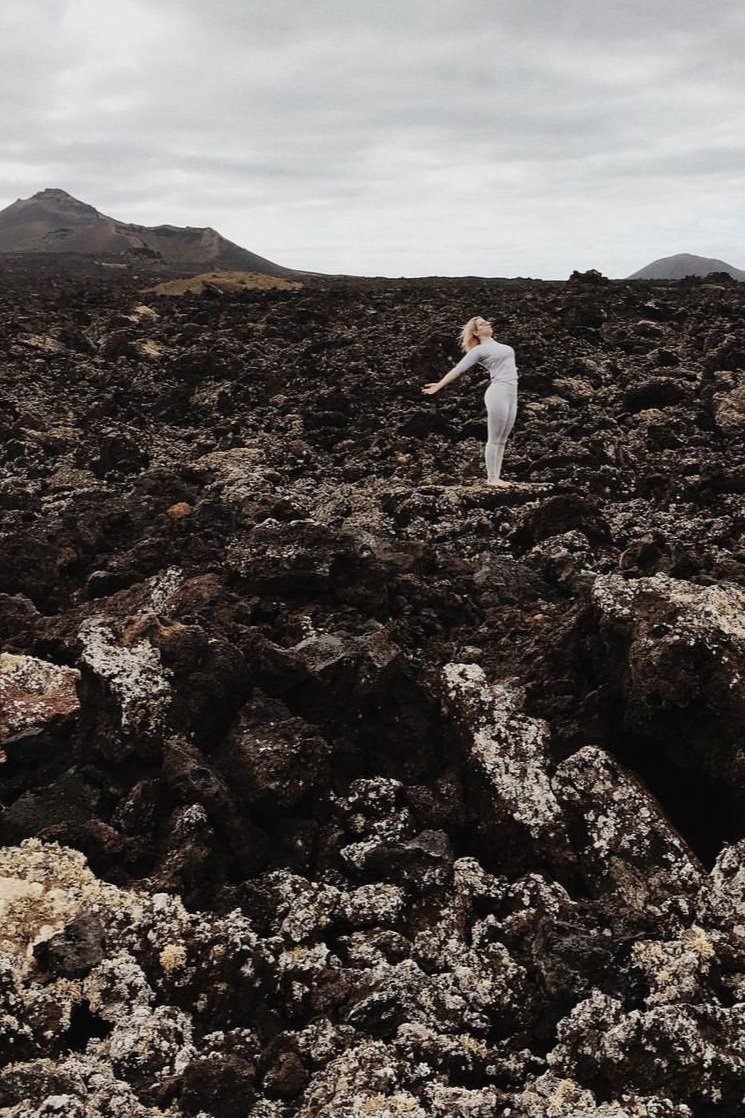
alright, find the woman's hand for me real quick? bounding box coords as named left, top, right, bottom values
left=422, top=382, right=442, bottom=395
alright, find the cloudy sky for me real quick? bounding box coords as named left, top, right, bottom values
left=2, top=0, right=744, bottom=277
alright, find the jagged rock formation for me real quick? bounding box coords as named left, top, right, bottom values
left=2, top=259, right=745, bottom=1114
left=628, top=252, right=745, bottom=281
left=0, top=189, right=295, bottom=275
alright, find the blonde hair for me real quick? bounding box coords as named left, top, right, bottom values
left=459, top=316, right=482, bottom=353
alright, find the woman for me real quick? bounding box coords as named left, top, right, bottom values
left=422, top=315, right=518, bottom=488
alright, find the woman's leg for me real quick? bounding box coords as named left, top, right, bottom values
left=484, top=382, right=517, bottom=481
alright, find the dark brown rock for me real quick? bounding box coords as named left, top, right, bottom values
left=2, top=263, right=745, bottom=1115
left=33, top=912, right=105, bottom=976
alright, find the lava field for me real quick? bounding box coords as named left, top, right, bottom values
left=2, top=257, right=745, bottom=1116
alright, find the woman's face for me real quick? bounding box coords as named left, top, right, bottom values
left=474, top=317, right=493, bottom=338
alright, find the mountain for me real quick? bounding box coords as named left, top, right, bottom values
left=628, top=252, right=745, bottom=281
left=0, top=188, right=295, bottom=275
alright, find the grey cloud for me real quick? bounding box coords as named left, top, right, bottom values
left=1, top=0, right=745, bottom=275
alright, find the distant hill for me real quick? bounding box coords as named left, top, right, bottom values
left=628, top=252, right=745, bottom=281
left=0, top=188, right=295, bottom=275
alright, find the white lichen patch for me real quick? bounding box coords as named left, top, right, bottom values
left=128, top=303, right=159, bottom=322
left=0, top=840, right=272, bottom=1110
left=0, top=1052, right=177, bottom=1117
left=147, top=566, right=184, bottom=613
left=713, top=385, right=745, bottom=433
left=295, top=1039, right=420, bottom=1118
left=106, top=1003, right=195, bottom=1078
left=0, top=877, right=75, bottom=961
left=133, top=338, right=167, bottom=359
left=552, top=747, right=701, bottom=907
left=697, top=839, right=745, bottom=955
left=546, top=986, right=745, bottom=1109
left=442, top=664, right=566, bottom=842
left=340, top=884, right=407, bottom=928
left=16, top=332, right=67, bottom=354
left=631, top=925, right=715, bottom=1006
left=592, top=572, right=745, bottom=647
left=355, top=1093, right=428, bottom=1116
left=511, top=1070, right=693, bottom=1116
left=85, top=951, right=156, bottom=1018
left=77, top=616, right=173, bottom=737
left=421, top=940, right=529, bottom=1032
left=278, top=883, right=341, bottom=944
left=192, top=446, right=265, bottom=481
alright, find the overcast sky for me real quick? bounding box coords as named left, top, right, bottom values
left=2, top=0, right=745, bottom=277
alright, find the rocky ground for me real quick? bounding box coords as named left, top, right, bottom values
left=2, top=257, right=745, bottom=1116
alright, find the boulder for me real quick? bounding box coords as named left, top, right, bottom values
left=0, top=652, right=80, bottom=748
left=76, top=614, right=174, bottom=761
left=441, top=664, right=571, bottom=870
left=552, top=746, right=702, bottom=918
left=588, top=573, right=745, bottom=810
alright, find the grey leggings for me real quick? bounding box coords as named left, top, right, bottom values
left=484, top=380, right=517, bottom=481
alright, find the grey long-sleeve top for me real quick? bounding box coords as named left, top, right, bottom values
left=448, top=339, right=518, bottom=384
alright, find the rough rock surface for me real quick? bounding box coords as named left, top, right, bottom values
left=0, top=652, right=79, bottom=745
left=2, top=259, right=745, bottom=1113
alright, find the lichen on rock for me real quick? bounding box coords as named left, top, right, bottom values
left=4, top=265, right=745, bottom=1114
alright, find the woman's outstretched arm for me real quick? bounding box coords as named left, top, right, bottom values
left=422, top=344, right=484, bottom=394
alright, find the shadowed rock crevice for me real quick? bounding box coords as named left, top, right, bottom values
left=605, top=722, right=745, bottom=869
left=529, top=671, right=744, bottom=870
left=525, top=571, right=745, bottom=870
left=63, top=1000, right=113, bottom=1052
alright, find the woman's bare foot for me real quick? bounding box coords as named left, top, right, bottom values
left=487, top=478, right=512, bottom=488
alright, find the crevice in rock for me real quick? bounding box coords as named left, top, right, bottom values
left=527, top=654, right=744, bottom=870
left=539, top=689, right=743, bottom=870
left=604, top=723, right=743, bottom=870
left=63, top=1000, right=112, bottom=1052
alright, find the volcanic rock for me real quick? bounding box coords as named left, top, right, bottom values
left=3, top=261, right=745, bottom=1114
left=713, top=381, right=745, bottom=432
left=0, top=652, right=80, bottom=747
left=76, top=614, right=175, bottom=762
left=588, top=574, right=745, bottom=807
left=441, top=663, right=570, bottom=870
left=551, top=746, right=702, bottom=917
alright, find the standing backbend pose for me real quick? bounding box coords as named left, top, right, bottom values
left=422, top=315, right=518, bottom=488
